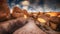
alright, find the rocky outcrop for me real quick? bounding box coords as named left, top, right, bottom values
left=0, top=0, right=10, bottom=21
left=0, top=17, right=27, bottom=34
left=12, top=6, right=28, bottom=18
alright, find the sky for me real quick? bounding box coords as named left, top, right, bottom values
left=7, top=0, right=60, bottom=12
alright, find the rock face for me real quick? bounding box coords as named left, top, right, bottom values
left=49, top=16, right=60, bottom=31
left=12, top=7, right=26, bottom=18
left=12, top=6, right=28, bottom=19
left=13, top=18, right=46, bottom=34
left=0, top=0, right=10, bottom=21
left=0, top=17, right=27, bottom=34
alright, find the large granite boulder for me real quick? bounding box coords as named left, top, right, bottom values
left=0, top=0, right=10, bottom=22
left=0, top=17, right=27, bottom=34
left=12, top=6, right=28, bottom=19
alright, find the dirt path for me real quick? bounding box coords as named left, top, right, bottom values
left=13, top=18, right=46, bottom=34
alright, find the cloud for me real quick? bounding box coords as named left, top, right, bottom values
left=8, top=0, right=60, bottom=12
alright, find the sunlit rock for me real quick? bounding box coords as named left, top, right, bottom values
left=12, top=6, right=23, bottom=18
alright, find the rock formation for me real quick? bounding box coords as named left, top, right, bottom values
left=0, top=0, right=10, bottom=21
left=0, top=17, right=27, bottom=34
left=12, top=6, right=27, bottom=18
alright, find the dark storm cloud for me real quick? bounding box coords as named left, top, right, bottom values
left=8, top=0, right=44, bottom=6
left=8, top=0, right=60, bottom=7
left=7, top=0, right=60, bottom=12
left=44, top=0, right=60, bottom=11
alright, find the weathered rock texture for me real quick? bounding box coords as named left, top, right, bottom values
left=0, top=0, right=10, bottom=21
